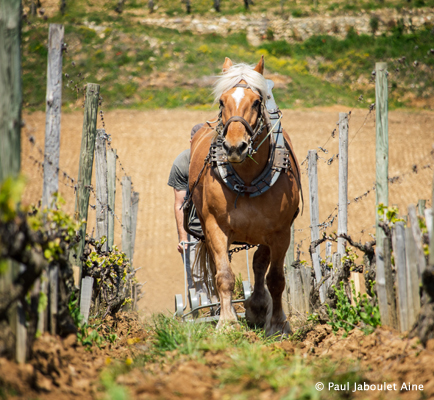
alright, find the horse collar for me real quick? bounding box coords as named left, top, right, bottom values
left=209, top=110, right=292, bottom=200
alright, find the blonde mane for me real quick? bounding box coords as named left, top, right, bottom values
left=212, top=63, right=268, bottom=104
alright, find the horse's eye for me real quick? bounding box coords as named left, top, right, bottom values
left=252, top=100, right=261, bottom=109
left=219, top=99, right=224, bottom=108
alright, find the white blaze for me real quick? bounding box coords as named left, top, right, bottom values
left=231, top=87, right=245, bottom=109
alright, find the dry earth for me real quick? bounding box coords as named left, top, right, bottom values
left=21, top=107, right=434, bottom=316
left=1, top=313, right=434, bottom=399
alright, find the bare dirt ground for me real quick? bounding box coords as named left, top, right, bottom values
left=1, top=313, right=434, bottom=399
left=21, top=107, right=434, bottom=316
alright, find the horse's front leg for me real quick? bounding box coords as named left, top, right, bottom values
left=205, top=223, right=237, bottom=329
left=266, top=241, right=292, bottom=337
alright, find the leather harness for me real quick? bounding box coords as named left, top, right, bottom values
left=209, top=82, right=299, bottom=200
left=183, top=80, right=303, bottom=241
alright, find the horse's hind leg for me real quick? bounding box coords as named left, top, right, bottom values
left=245, top=245, right=272, bottom=328
left=265, top=244, right=291, bottom=337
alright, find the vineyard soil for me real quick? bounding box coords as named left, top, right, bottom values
left=1, top=312, right=434, bottom=399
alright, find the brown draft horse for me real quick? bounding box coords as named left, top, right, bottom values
left=189, top=56, right=300, bottom=336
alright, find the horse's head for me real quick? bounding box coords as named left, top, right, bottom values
left=214, top=57, right=268, bottom=163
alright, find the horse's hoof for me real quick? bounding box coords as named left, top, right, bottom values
left=244, top=289, right=272, bottom=328
left=265, top=320, right=292, bottom=338
left=216, top=319, right=238, bottom=332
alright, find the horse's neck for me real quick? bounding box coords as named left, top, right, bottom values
left=232, top=128, right=270, bottom=185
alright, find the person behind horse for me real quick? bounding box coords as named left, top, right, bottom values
left=167, top=123, right=212, bottom=298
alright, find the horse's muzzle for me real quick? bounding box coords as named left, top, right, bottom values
left=223, top=140, right=248, bottom=163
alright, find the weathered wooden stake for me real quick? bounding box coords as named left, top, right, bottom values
left=37, top=274, right=48, bottom=334
left=0, top=0, right=24, bottom=363
left=393, top=222, right=408, bottom=332
left=131, top=191, right=140, bottom=262
left=0, top=0, right=22, bottom=184
left=375, top=61, right=389, bottom=325
left=301, top=264, right=311, bottom=313
left=107, top=148, right=117, bottom=250
left=42, top=24, right=64, bottom=208
left=49, top=265, right=58, bottom=335
left=95, top=129, right=108, bottom=251
left=338, top=112, right=348, bottom=256
left=408, top=204, right=426, bottom=276
left=16, top=300, right=27, bottom=363
left=417, top=199, right=426, bottom=216
left=80, top=276, right=94, bottom=323
left=405, top=227, right=421, bottom=327
left=122, top=176, right=132, bottom=260
left=425, top=208, right=433, bottom=241
left=73, top=83, right=100, bottom=283
left=325, top=241, right=332, bottom=292
left=308, top=150, right=325, bottom=303
left=284, top=224, right=295, bottom=311
left=383, top=239, right=398, bottom=329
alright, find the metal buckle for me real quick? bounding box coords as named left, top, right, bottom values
left=233, top=183, right=246, bottom=193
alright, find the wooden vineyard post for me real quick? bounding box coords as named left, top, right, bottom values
left=417, top=199, right=426, bottom=216
left=332, top=252, right=341, bottom=279
left=42, top=24, right=64, bottom=208
left=49, top=265, right=59, bottom=335
left=80, top=276, right=94, bottom=323
left=308, top=150, right=325, bottom=303
left=337, top=112, right=348, bottom=257
left=405, top=227, right=421, bottom=327
left=300, top=264, right=311, bottom=313
left=73, top=83, right=100, bottom=284
left=291, top=267, right=305, bottom=314
left=0, top=0, right=21, bottom=184
left=425, top=208, right=433, bottom=241
left=0, top=0, right=25, bottom=363
left=122, top=176, right=132, bottom=260
left=41, top=24, right=64, bottom=338
left=375, top=61, right=390, bottom=326
left=107, top=148, right=117, bottom=250
left=131, top=191, right=139, bottom=262
left=95, top=129, right=108, bottom=252
left=393, top=222, right=408, bottom=332
left=383, top=238, right=398, bottom=329
left=130, top=190, right=139, bottom=309
left=408, top=204, right=426, bottom=276
left=284, top=224, right=295, bottom=313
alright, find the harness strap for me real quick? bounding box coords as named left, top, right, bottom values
left=222, top=116, right=255, bottom=138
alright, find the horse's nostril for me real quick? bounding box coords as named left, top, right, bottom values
left=238, top=142, right=248, bottom=154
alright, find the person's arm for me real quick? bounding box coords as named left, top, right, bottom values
left=174, top=188, right=188, bottom=254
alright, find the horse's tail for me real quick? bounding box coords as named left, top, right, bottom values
left=192, top=241, right=217, bottom=299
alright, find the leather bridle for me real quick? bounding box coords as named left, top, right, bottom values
left=215, top=83, right=267, bottom=157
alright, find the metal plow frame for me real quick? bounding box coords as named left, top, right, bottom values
left=174, top=241, right=252, bottom=323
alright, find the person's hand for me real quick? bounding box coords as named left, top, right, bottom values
left=177, top=241, right=188, bottom=254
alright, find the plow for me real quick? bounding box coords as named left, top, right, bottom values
left=174, top=241, right=253, bottom=322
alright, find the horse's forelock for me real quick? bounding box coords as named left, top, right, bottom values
left=212, top=63, right=268, bottom=104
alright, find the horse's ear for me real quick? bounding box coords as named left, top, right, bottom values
left=254, top=55, right=265, bottom=75
left=222, top=57, right=233, bottom=72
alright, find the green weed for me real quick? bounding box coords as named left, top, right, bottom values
left=325, top=281, right=381, bottom=336
left=153, top=314, right=212, bottom=355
